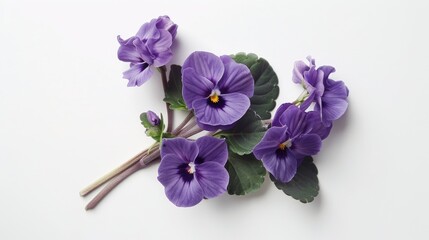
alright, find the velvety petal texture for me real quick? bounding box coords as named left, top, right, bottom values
left=292, top=56, right=349, bottom=125
left=253, top=106, right=322, bottom=183
left=158, top=137, right=229, bottom=207
left=182, top=51, right=254, bottom=130
left=117, top=16, right=177, bottom=87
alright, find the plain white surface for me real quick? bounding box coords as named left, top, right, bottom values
left=1, top=0, right=429, bottom=239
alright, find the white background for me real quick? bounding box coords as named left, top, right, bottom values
left=1, top=0, right=429, bottom=239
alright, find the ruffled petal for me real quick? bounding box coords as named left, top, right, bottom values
left=272, top=103, right=293, bottom=127
left=292, top=60, right=309, bottom=84
left=182, top=68, right=215, bottom=108
left=195, top=137, right=228, bottom=165
left=117, top=36, right=141, bottom=63
left=161, top=138, right=199, bottom=163
left=217, top=55, right=254, bottom=97
left=317, top=97, right=348, bottom=124
left=280, top=105, right=307, bottom=137
left=291, top=134, right=322, bottom=159
left=305, top=111, right=332, bottom=139
left=136, top=18, right=159, bottom=40
left=146, top=29, right=173, bottom=55
left=195, top=162, right=229, bottom=199
left=155, top=15, right=178, bottom=40
left=319, top=65, right=336, bottom=80
left=122, top=63, right=153, bottom=87
left=192, top=92, right=250, bottom=126
left=182, top=51, right=224, bottom=84
left=153, top=50, right=173, bottom=67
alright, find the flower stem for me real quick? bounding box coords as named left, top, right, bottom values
left=85, top=148, right=161, bottom=210
left=180, top=126, right=204, bottom=139
left=177, top=118, right=197, bottom=136
left=79, top=149, right=148, bottom=197
left=80, top=142, right=159, bottom=197
left=293, top=90, right=309, bottom=106
left=159, top=66, right=174, bottom=133
left=171, top=112, right=194, bottom=136
left=85, top=161, right=143, bottom=210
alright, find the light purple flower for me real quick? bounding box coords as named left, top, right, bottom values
left=118, top=16, right=177, bottom=87
left=293, top=56, right=349, bottom=124
left=182, top=51, right=254, bottom=130
left=146, top=110, right=160, bottom=126
left=158, top=137, right=229, bottom=207
left=253, top=105, right=322, bottom=183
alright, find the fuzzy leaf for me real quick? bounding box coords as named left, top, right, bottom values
left=225, top=152, right=266, bottom=195
left=163, top=65, right=187, bottom=110
left=270, top=156, right=319, bottom=203
left=216, top=110, right=265, bottom=155
left=232, top=53, right=279, bottom=120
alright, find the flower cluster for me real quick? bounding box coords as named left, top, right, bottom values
left=81, top=16, right=349, bottom=210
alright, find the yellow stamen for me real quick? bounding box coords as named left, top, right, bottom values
left=210, top=94, right=219, bottom=103
left=278, top=139, right=292, bottom=150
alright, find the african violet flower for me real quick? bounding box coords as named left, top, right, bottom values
left=158, top=137, right=229, bottom=207
left=253, top=105, right=322, bottom=183
left=118, top=16, right=177, bottom=87
left=293, top=56, right=349, bottom=125
left=182, top=51, right=254, bottom=130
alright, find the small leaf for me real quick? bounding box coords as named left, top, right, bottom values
left=225, top=152, right=266, bottom=195
left=216, top=110, right=266, bottom=155
left=140, top=112, right=153, bottom=129
left=270, top=156, right=319, bottom=203
left=163, top=65, right=187, bottom=111
left=232, top=53, right=279, bottom=120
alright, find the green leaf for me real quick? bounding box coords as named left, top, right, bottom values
left=216, top=110, right=266, bottom=155
left=225, top=152, right=266, bottom=195
left=270, top=156, right=319, bottom=203
left=140, top=112, right=153, bottom=129
left=232, top=53, right=279, bottom=120
left=163, top=65, right=187, bottom=111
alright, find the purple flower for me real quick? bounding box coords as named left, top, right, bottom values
left=158, top=137, right=229, bottom=207
left=253, top=105, right=322, bottom=183
left=182, top=51, right=254, bottom=130
left=146, top=110, right=160, bottom=126
left=293, top=56, right=349, bottom=124
left=118, top=16, right=177, bottom=87
left=272, top=103, right=332, bottom=140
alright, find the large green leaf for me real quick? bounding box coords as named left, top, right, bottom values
left=225, top=152, right=266, bottom=195
left=216, top=110, right=266, bottom=155
left=270, top=156, right=319, bottom=203
left=232, top=53, right=279, bottom=120
left=163, top=65, right=187, bottom=111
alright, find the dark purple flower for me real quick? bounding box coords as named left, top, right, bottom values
left=146, top=110, right=160, bottom=126
left=118, top=16, right=177, bottom=87
left=182, top=51, right=254, bottom=130
left=293, top=56, right=349, bottom=124
left=158, top=137, right=229, bottom=207
left=253, top=105, right=322, bottom=183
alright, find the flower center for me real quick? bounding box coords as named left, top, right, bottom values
left=187, top=162, right=196, bottom=174
left=209, top=89, right=221, bottom=104
left=278, top=139, right=292, bottom=150
left=210, top=94, right=219, bottom=103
